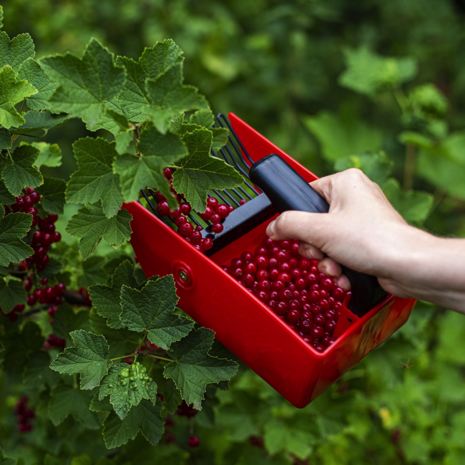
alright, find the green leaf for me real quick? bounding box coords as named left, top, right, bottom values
left=89, top=260, right=141, bottom=329
left=0, top=210, right=33, bottom=266
left=398, top=131, right=433, bottom=149
left=0, top=276, right=27, bottom=313
left=0, top=65, right=38, bottom=128
left=50, top=330, right=109, bottom=390
left=144, top=64, right=208, bottom=133
left=1, top=144, right=43, bottom=196
left=66, top=137, right=123, bottom=218
left=18, top=58, right=59, bottom=111
left=334, top=151, right=393, bottom=185
left=302, top=111, right=382, bottom=162
left=93, top=109, right=133, bottom=155
left=90, top=391, right=113, bottom=412
left=29, top=142, right=62, bottom=168
left=177, top=122, right=228, bottom=151
left=0, top=179, right=14, bottom=204
left=190, top=109, right=214, bottom=127
left=0, top=447, right=16, bottom=465
left=382, top=178, right=433, bottom=224
left=40, top=38, right=125, bottom=128
left=52, top=303, right=89, bottom=340
left=49, top=384, right=100, bottom=429
left=164, top=327, right=238, bottom=409
left=103, top=398, right=164, bottom=448
left=409, top=83, right=448, bottom=116
left=23, top=351, right=59, bottom=390
left=36, top=177, right=66, bottom=214
left=0, top=322, right=43, bottom=375
left=339, top=46, right=417, bottom=97
left=0, top=31, right=35, bottom=72
left=77, top=255, right=108, bottom=288
left=264, top=420, right=313, bottom=460
left=110, top=40, right=184, bottom=123
left=171, top=128, right=243, bottom=211
left=99, top=362, right=158, bottom=419
left=115, top=123, right=186, bottom=207
left=120, top=276, right=193, bottom=350
left=14, top=111, right=69, bottom=135
left=66, top=203, right=132, bottom=260
left=0, top=6, right=3, bottom=30
left=0, top=127, right=11, bottom=150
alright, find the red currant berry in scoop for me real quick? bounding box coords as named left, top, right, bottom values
left=311, top=325, right=324, bottom=338
left=242, top=273, right=255, bottom=287
left=180, top=202, right=192, bottom=215
left=314, top=313, right=326, bottom=325
left=275, top=301, right=288, bottom=315
left=272, top=279, right=285, bottom=291
left=289, top=299, right=301, bottom=310
left=257, top=291, right=269, bottom=302
left=290, top=268, right=301, bottom=280
left=321, top=277, right=334, bottom=290
left=286, top=309, right=301, bottom=324
left=190, top=231, right=202, bottom=243
left=241, top=251, right=253, bottom=262
left=279, top=262, right=291, bottom=273
left=174, top=215, right=187, bottom=227
left=258, top=280, right=271, bottom=291
left=278, top=272, right=290, bottom=283
left=295, top=278, right=307, bottom=290
left=211, top=223, right=223, bottom=234
left=244, top=262, right=257, bottom=274
left=188, top=436, right=200, bottom=448
left=291, top=242, right=300, bottom=256
left=207, top=197, right=218, bottom=208
left=199, top=206, right=214, bottom=221
left=216, top=204, right=229, bottom=218
left=255, top=246, right=268, bottom=257
left=231, top=268, right=243, bottom=279
left=299, top=319, right=313, bottom=333
left=314, top=343, right=325, bottom=352
left=239, top=199, right=247, bottom=206
left=202, top=238, right=213, bottom=250
left=324, top=319, right=336, bottom=333
left=256, top=256, right=269, bottom=269
left=333, top=287, right=346, bottom=300
left=210, top=213, right=221, bottom=224
left=256, top=269, right=269, bottom=281
left=178, top=222, right=194, bottom=237
left=157, top=201, right=170, bottom=216
left=269, top=268, right=280, bottom=280
left=228, top=205, right=234, bottom=212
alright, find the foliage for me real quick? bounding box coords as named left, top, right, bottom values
left=0, top=1, right=464, bottom=464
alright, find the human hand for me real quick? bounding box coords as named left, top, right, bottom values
left=265, top=169, right=419, bottom=297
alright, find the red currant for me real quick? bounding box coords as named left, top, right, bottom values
left=174, top=215, right=187, bottom=226
left=157, top=201, right=170, bottom=216
left=239, top=199, right=247, bottom=205
left=256, top=256, right=269, bottom=269
left=211, top=223, right=223, bottom=234
left=199, top=206, right=214, bottom=221
left=216, top=204, right=229, bottom=218
left=188, top=436, right=200, bottom=448
left=244, top=262, right=257, bottom=274
left=163, top=167, right=173, bottom=179
left=180, top=202, right=192, bottom=215
left=178, top=222, right=194, bottom=237
left=210, top=213, right=221, bottom=224
left=202, top=238, right=213, bottom=250
left=207, top=197, right=218, bottom=208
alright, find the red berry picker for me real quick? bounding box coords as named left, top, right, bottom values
left=126, top=113, right=416, bottom=408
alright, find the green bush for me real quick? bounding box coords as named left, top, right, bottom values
left=0, top=1, right=464, bottom=464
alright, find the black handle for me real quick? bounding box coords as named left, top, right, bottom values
left=249, top=154, right=388, bottom=317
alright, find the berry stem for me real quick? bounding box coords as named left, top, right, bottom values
left=147, top=354, right=172, bottom=363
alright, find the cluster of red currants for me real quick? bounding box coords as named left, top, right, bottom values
left=25, top=214, right=61, bottom=271
left=224, top=237, right=349, bottom=352
left=5, top=187, right=41, bottom=225
left=0, top=304, right=25, bottom=322
left=25, top=278, right=66, bottom=309
left=43, top=334, right=66, bottom=350
left=14, top=396, right=35, bottom=433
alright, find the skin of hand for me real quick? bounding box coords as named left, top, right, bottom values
left=266, top=168, right=465, bottom=314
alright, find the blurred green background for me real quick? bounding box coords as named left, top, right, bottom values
left=3, top=0, right=465, bottom=463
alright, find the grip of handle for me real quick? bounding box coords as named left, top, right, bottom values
left=249, top=154, right=388, bottom=317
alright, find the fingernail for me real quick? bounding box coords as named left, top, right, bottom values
left=266, top=220, right=276, bottom=237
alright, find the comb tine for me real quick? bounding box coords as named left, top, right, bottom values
left=140, top=189, right=171, bottom=226
left=209, top=190, right=231, bottom=206
left=217, top=113, right=255, bottom=165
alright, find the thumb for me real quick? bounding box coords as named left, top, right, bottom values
left=266, top=210, right=333, bottom=250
